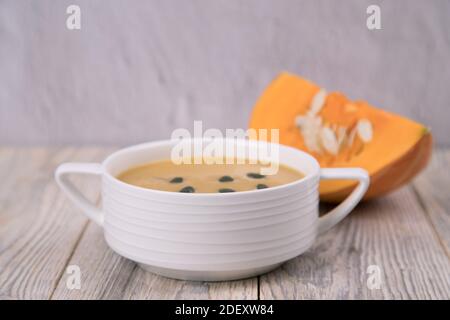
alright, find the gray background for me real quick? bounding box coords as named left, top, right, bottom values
left=1, top=0, right=449, bottom=146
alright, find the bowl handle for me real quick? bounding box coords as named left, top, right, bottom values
left=55, top=163, right=104, bottom=227
left=318, top=168, right=370, bottom=234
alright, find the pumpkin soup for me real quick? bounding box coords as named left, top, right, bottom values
left=117, top=159, right=304, bottom=193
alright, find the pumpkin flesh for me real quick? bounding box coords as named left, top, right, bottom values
left=249, top=72, right=432, bottom=202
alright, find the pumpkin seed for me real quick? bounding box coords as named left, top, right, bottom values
left=218, top=175, right=234, bottom=182
left=219, top=188, right=235, bottom=193
left=256, top=184, right=269, bottom=189
left=295, top=114, right=322, bottom=153
left=320, top=126, right=339, bottom=155
left=308, top=88, right=327, bottom=115
left=179, top=186, right=195, bottom=193
left=170, top=177, right=183, bottom=183
left=357, top=119, right=373, bottom=143
left=247, top=172, right=265, bottom=179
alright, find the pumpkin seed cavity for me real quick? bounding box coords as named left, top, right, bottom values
left=170, top=177, right=183, bottom=183
left=295, top=88, right=374, bottom=157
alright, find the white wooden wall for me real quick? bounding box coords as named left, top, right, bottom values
left=1, top=0, right=449, bottom=146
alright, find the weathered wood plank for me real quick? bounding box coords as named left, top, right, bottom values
left=51, top=221, right=137, bottom=299
left=260, top=187, right=450, bottom=299
left=0, top=148, right=107, bottom=299
left=53, top=219, right=258, bottom=300
left=122, top=267, right=258, bottom=300
left=2, top=147, right=449, bottom=299
left=412, top=150, right=450, bottom=255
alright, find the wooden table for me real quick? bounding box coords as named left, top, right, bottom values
left=0, top=147, right=449, bottom=300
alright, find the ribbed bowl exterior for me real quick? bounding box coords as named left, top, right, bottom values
left=98, top=139, right=322, bottom=275
left=102, top=175, right=320, bottom=271
left=56, top=139, right=367, bottom=280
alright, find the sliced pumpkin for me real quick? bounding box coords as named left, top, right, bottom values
left=249, top=72, right=432, bottom=202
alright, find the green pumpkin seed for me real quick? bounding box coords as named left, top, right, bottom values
left=247, top=172, right=266, bottom=179
left=170, top=177, right=183, bottom=183
left=218, top=188, right=235, bottom=193
left=179, top=186, right=195, bottom=193
left=218, top=175, right=234, bottom=182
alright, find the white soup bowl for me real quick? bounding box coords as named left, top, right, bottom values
left=55, top=139, right=369, bottom=281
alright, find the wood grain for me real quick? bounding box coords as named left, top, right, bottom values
left=122, top=267, right=257, bottom=300
left=51, top=222, right=137, bottom=299
left=51, top=220, right=257, bottom=300
left=412, top=150, right=450, bottom=255
left=0, top=148, right=107, bottom=299
left=1, top=147, right=449, bottom=299
left=260, top=187, right=450, bottom=299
